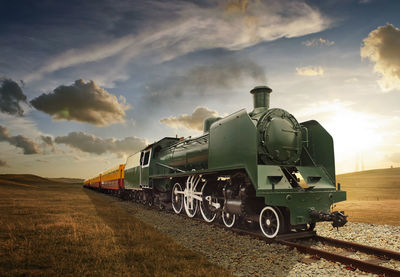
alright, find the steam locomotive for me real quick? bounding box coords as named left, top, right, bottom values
left=84, top=86, right=347, bottom=238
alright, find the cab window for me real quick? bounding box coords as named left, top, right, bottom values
left=141, top=149, right=151, bottom=167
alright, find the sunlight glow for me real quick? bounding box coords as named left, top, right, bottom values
left=298, top=101, right=385, bottom=173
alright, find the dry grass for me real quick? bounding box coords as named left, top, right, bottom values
left=333, top=168, right=400, bottom=226
left=0, top=175, right=232, bottom=276
left=333, top=200, right=400, bottom=226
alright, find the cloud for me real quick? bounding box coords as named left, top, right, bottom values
left=25, top=0, right=330, bottom=83
left=387, top=153, right=400, bottom=163
left=345, top=77, right=359, bottom=83
left=55, top=132, right=146, bottom=157
left=0, top=125, right=40, bottom=154
left=0, top=78, right=27, bottom=116
left=148, top=57, right=266, bottom=99
left=30, top=79, right=129, bottom=126
left=361, top=24, right=400, bottom=92
left=24, top=36, right=136, bottom=83
left=302, top=38, right=334, bottom=47
left=0, top=159, right=8, bottom=167
left=296, top=66, right=324, bottom=76
left=41, top=135, right=53, bottom=146
left=40, top=135, right=56, bottom=152
left=161, top=106, right=219, bottom=131
left=35, top=159, right=49, bottom=163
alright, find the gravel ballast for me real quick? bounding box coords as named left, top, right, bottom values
left=110, top=196, right=399, bottom=277
left=316, top=222, right=400, bottom=252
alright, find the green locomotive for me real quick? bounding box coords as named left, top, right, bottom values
left=123, top=86, right=347, bottom=238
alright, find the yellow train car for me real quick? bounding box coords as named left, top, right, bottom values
left=90, top=174, right=102, bottom=189
left=101, top=164, right=125, bottom=190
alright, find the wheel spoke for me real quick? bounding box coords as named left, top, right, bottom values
left=184, top=175, right=199, bottom=218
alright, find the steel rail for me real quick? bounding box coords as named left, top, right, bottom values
left=277, top=239, right=400, bottom=277
left=314, top=235, right=400, bottom=261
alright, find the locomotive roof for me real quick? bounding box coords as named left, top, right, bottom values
left=144, top=137, right=180, bottom=150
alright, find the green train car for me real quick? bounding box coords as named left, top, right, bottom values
left=122, top=86, right=347, bottom=238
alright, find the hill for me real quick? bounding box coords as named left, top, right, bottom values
left=337, top=167, right=400, bottom=201
left=0, top=174, right=82, bottom=188
left=0, top=174, right=54, bottom=188
left=49, top=177, right=84, bottom=183
left=334, top=167, right=400, bottom=225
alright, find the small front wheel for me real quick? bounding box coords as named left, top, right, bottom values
left=259, top=206, right=284, bottom=239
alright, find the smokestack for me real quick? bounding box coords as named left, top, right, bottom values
left=250, top=86, right=272, bottom=113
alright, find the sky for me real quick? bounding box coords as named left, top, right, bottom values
left=0, top=0, right=400, bottom=178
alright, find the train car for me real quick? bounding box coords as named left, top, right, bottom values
left=87, top=86, right=347, bottom=239
left=90, top=174, right=102, bottom=189
left=85, top=177, right=92, bottom=188
left=101, top=164, right=125, bottom=194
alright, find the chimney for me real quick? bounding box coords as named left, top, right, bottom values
left=250, top=86, right=272, bottom=114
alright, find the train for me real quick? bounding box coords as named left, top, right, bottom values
left=84, top=86, right=347, bottom=238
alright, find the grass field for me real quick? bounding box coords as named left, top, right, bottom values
left=1, top=168, right=399, bottom=275
left=0, top=175, right=231, bottom=276
left=334, top=167, right=400, bottom=226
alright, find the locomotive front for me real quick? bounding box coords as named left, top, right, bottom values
left=247, top=86, right=347, bottom=237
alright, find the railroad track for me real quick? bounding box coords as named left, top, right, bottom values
left=207, top=220, right=400, bottom=276
left=94, top=189, right=400, bottom=276
left=154, top=202, right=400, bottom=276
left=278, top=237, right=400, bottom=277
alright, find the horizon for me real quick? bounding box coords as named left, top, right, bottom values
left=1, top=0, right=400, bottom=178
left=2, top=164, right=400, bottom=180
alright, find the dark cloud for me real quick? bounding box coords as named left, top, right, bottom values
left=55, top=131, right=146, bottom=157
left=0, top=125, right=40, bottom=154
left=361, top=24, right=400, bottom=91
left=0, top=159, right=8, bottom=167
left=148, top=57, right=267, bottom=99
left=41, top=135, right=55, bottom=152
left=161, top=106, right=219, bottom=131
left=41, top=135, right=54, bottom=146
left=0, top=78, right=27, bottom=116
left=31, top=79, right=129, bottom=126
